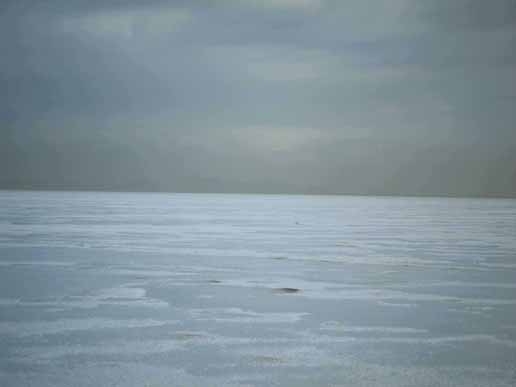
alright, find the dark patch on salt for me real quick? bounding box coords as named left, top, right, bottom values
left=207, top=279, right=222, bottom=284
left=253, top=355, right=284, bottom=364
left=274, top=287, right=300, bottom=294
left=174, top=332, right=204, bottom=341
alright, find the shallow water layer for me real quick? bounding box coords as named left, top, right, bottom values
left=0, top=191, right=515, bottom=386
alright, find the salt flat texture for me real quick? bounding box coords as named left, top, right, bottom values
left=0, top=191, right=515, bottom=387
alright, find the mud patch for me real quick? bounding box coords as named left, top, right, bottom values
left=273, top=287, right=300, bottom=294
left=251, top=355, right=284, bottom=365
left=173, top=331, right=206, bottom=341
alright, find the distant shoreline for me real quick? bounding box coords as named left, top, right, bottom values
left=1, top=188, right=515, bottom=200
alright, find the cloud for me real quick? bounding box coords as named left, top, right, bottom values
left=1, top=0, right=515, bottom=196
left=205, top=45, right=333, bottom=81
left=60, top=7, right=191, bottom=38
left=231, top=0, right=323, bottom=11
left=230, top=126, right=322, bottom=152
left=417, top=0, right=516, bottom=31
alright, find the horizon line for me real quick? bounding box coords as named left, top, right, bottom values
left=1, top=187, right=515, bottom=200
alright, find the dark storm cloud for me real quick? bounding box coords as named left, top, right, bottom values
left=1, top=0, right=515, bottom=196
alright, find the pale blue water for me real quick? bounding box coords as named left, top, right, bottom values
left=0, top=191, right=515, bottom=386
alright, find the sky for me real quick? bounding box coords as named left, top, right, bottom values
left=1, top=0, right=515, bottom=197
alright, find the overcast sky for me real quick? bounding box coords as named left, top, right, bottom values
left=1, top=0, right=515, bottom=196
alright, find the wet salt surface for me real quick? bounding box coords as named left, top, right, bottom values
left=0, top=191, right=516, bottom=386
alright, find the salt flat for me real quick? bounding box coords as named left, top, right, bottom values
left=0, top=191, right=515, bottom=386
